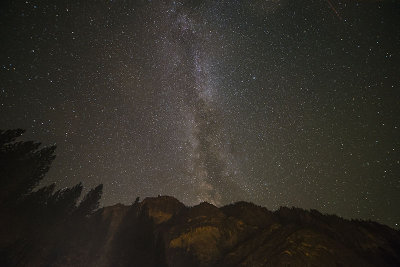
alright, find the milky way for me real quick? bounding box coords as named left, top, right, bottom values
left=163, top=2, right=251, bottom=205
left=0, top=0, right=399, bottom=228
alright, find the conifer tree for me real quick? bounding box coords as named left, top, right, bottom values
left=0, top=129, right=56, bottom=208
left=75, top=184, right=103, bottom=217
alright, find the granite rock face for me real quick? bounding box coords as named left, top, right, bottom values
left=2, top=196, right=400, bottom=266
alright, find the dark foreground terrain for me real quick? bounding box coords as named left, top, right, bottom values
left=1, top=196, right=399, bottom=267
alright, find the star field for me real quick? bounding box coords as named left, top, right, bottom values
left=0, top=0, right=399, bottom=228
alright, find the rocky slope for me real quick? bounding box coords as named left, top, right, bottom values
left=2, top=196, right=400, bottom=266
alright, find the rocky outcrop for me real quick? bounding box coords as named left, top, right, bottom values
left=2, top=196, right=400, bottom=266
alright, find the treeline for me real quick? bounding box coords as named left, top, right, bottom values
left=0, top=129, right=103, bottom=266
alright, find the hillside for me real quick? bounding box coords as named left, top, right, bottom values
left=3, top=196, right=399, bottom=266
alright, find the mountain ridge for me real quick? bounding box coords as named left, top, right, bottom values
left=82, top=195, right=399, bottom=267
left=1, top=195, right=399, bottom=266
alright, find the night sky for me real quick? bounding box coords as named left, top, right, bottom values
left=1, top=0, right=399, bottom=228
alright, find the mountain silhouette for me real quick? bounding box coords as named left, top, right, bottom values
left=3, top=195, right=398, bottom=266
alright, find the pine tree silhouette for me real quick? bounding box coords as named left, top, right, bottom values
left=0, top=129, right=56, bottom=209
left=0, top=129, right=104, bottom=266
left=75, top=184, right=103, bottom=217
